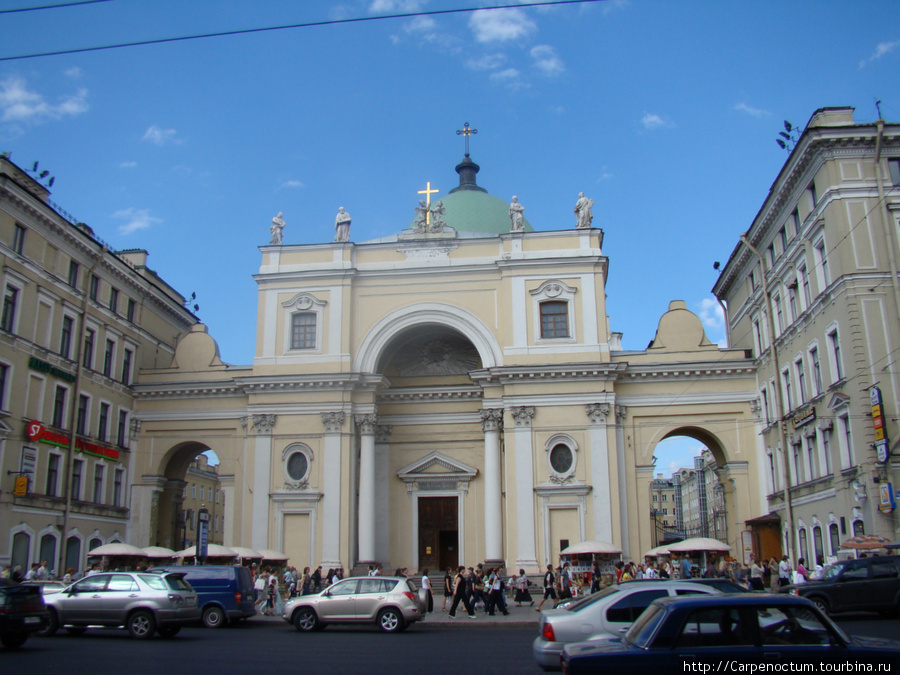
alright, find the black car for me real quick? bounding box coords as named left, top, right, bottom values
left=0, top=578, right=50, bottom=649
left=560, top=594, right=900, bottom=674
left=781, top=555, right=900, bottom=615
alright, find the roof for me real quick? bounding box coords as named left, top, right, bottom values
left=653, top=593, right=814, bottom=608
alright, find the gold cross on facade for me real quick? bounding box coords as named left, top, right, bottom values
left=418, top=181, right=439, bottom=225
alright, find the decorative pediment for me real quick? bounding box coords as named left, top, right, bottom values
left=827, top=392, right=851, bottom=412
left=397, top=451, right=478, bottom=482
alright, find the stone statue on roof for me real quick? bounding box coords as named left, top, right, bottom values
left=429, top=200, right=446, bottom=232
left=574, top=192, right=594, bottom=229
left=270, top=212, right=285, bottom=245
left=509, top=196, right=525, bottom=231
left=334, top=207, right=351, bottom=242
left=413, top=199, right=428, bottom=233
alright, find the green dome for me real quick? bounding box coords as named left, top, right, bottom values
left=408, top=190, right=534, bottom=234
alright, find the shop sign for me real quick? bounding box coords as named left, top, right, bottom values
left=25, top=420, right=120, bottom=461
left=871, top=387, right=891, bottom=464
left=879, top=482, right=896, bottom=514
left=28, top=356, right=76, bottom=383
left=791, top=406, right=816, bottom=429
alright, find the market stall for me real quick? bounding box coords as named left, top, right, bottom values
left=559, top=540, right=622, bottom=591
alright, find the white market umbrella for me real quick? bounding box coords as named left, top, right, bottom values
left=668, top=537, right=731, bottom=553
left=643, top=545, right=672, bottom=557
left=560, top=540, right=622, bottom=556
left=258, top=548, right=289, bottom=561
left=141, top=546, right=177, bottom=559
left=177, top=544, right=238, bottom=559
left=89, top=543, right=146, bottom=557
left=231, top=546, right=263, bottom=560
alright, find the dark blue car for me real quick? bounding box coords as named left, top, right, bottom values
left=150, top=565, right=256, bottom=628
left=560, top=594, right=900, bottom=674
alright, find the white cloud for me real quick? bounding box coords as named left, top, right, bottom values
left=469, top=8, right=536, bottom=44
left=597, top=166, right=613, bottom=182
left=142, top=125, right=180, bottom=146
left=698, top=297, right=727, bottom=346
left=466, top=53, right=507, bottom=71
left=119, top=161, right=137, bottom=169
left=531, top=44, right=564, bottom=76
left=64, top=67, right=83, bottom=79
left=641, top=112, right=671, bottom=130
left=280, top=180, right=304, bottom=189
left=112, top=207, right=161, bottom=235
left=734, top=102, right=770, bottom=118
left=0, top=76, right=88, bottom=124
left=369, top=0, right=426, bottom=12
left=490, top=68, right=527, bottom=89
left=859, top=39, right=900, bottom=68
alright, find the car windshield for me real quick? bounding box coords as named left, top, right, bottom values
left=625, top=603, right=665, bottom=648
left=820, top=563, right=844, bottom=581
left=565, top=586, right=619, bottom=612
left=162, top=574, right=192, bottom=591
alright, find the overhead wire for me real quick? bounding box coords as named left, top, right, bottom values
left=0, top=0, right=112, bottom=14
left=0, top=0, right=604, bottom=62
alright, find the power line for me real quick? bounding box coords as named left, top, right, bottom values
left=0, top=0, right=603, bottom=62
left=0, top=0, right=112, bottom=15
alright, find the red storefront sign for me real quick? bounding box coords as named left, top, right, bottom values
left=25, top=421, right=120, bottom=462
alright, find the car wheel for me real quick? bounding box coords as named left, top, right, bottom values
left=37, top=609, right=59, bottom=637
left=377, top=608, right=405, bottom=633
left=811, top=597, right=830, bottom=615
left=202, top=606, right=226, bottom=629
left=293, top=607, right=319, bottom=632
left=127, top=610, right=157, bottom=639
left=157, top=626, right=181, bottom=638
left=66, top=627, right=87, bottom=636
left=0, top=631, right=28, bottom=649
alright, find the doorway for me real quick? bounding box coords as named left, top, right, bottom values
left=418, top=497, right=458, bottom=572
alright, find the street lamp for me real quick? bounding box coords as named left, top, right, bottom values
left=740, top=235, right=797, bottom=564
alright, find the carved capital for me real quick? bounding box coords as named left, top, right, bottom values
left=615, top=404, right=627, bottom=422
left=252, top=414, right=276, bottom=435
left=355, top=413, right=378, bottom=435
left=585, top=403, right=610, bottom=425
left=321, top=412, right=345, bottom=434
left=129, top=418, right=142, bottom=436
left=375, top=424, right=393, bottom=443
left=510, top=406, right=535, bottom=427
left=480, top=408, right=504, bottom=433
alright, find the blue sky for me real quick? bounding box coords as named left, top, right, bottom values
left=2, top=0, right=898, bottom=473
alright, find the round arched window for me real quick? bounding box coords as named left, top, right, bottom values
left=549, top=444, right=574, bottom=475
left=286, top=451, right=309, bottom=482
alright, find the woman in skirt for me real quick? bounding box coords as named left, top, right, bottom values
left=513, top=568, right=533, bottom=607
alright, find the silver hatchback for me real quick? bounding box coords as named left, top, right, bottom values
left=283, top=576, right=425, bottom=633
left=40, top=572, right=200, bottom=639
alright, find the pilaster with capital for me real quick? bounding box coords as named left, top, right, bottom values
left=249, top=414, right=276, bottom=550
left=320, top=411, right=345, bottom=569
left=511, top=406, right=538, bottom=570
left=586, top=402, right=613, bottom=544
left=482, top=408, right=504, bottom=563
left=356, top=413, right=379, bottom=564
left=614, top=404, right=630, bottom=557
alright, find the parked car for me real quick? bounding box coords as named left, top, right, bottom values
left=532, top=580, right=721, bottom=670
left=282, top=576, right=426, bottom=633
left=0, top=578, right=49, bottom=649
left=780, top=555, right=900, bottom=615
left=619, top=577, right=750, bottom=593
left=40, top=571, right=200, bottom=639
left=559, top=593, right=900, bottom=674
left=148, top=565, right=256, bottom=627
left=26, top=580, right=67, bottom=595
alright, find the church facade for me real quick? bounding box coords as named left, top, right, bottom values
left=131, top=155, right=763, bottom=574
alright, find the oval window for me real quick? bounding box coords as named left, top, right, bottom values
left=286, top=452, right=309, bottom=482
left=549, top=444, right=573, bottom=474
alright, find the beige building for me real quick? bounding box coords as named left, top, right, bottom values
left=0, top=155, right=196, bottom=575
left=180, top=453, right=224, bottom=548
left=714, top=107, right=900, bottom=564
left=130, top=152, right=763, bottom=572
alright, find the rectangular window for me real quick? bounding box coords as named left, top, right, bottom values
left=827, top=328, right=843, bottom=382
left=773, top=294, right=784, bottom=335
left=126, top=298, right=136, bottom=323
left=52, top=385, right=67, bottom=428
left=787, top=286, right=798, bottom=322
left=890, top=159, right=900, bottom=186
left=13, top=224, right=26, bottom=255
left=813, top=239, right=829, bottom=289
left=191, top=483, right=196, bottom=499
left=1, top=285, right=19, bottom=333
left=113, top=468, right=124, bottom=507
left=67, top=260, right=79, bottom=288
left=108, top=287, right=118, bottom=314
left=103, top=339, right=115, bottom=378
left=791, top=208, right=801, bottom=234
left=121, top=348, right=133, bottom=386
left=807, top=181, right=818, bottom=209
left=290, top=312, right=317, bottom=349
left=83, top=328, right=95, bottom=369
left=117, top=410, right=128, bottom=447
left=71, top=458, right=83, bottom=500
left=60, top=315, right=74, bottom=358
left=778, top=227, right=787, bottom=253
left=782, top=369, right=793, bottom=412
left=93, top=464, right=105, bottom=503
left=809, top=346, right=822, bottom=396
left=798, top=263, right=811, bottom=308
left=0, top=363, right=7, bottom=411
left=76, top=394, right=89, bottom=435
left=821, top=429, right=833, bottom=475
left=540, top=301, right=569, bottom=339
left=98, top=402, right=110, bottom=442
left=46, top=454, right=60, bottom=496
left=806, top=435, right=818, bottom=480
left=760, top=388, right=770, bottom=425
left=795, top=357, right=807, bottom=404
left=752, top=318, right=763, bottom=356
left=89, top=274, right=99, bottom=301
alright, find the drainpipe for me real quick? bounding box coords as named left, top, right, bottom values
left=740, top=235, right=796, bottom=564
left=58, top=246, right=105, bottom=576
left=873, top=119, right=900, bottom=329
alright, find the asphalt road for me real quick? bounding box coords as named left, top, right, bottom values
left=4, top=615, right=897, bottom=675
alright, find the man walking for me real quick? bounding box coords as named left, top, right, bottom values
left=448, top=566, right=476, bottom=619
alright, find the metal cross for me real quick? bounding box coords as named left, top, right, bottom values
left=417, top=181, right=439, bottom=225
left=456, top=122, right=477, bottom=157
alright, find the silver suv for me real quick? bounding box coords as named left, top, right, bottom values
left=283, top=576, right=426, bottom=633
left=40, top=572, right=200, bottom=639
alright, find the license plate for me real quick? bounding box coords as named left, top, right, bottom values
left=24, top=616, right=40, bottom=624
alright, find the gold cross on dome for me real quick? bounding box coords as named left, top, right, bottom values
left=456, top=122, right=477, bottom=157
left=417, top=181, right=439, bottom=225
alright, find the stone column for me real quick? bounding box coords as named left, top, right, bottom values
left=356, top=413, right=378, bottom=565
left=615, top=405, right=630, bottom=557
left=586, top=403, right=613, bottom=544
left=320, top=412, right=344, bottom=569
left=374, top=424, right=392, bottom=564
left=511, top=406, right=538, bottom=571
left=246, top=414, right=275, bottom=552
left=482, top=408, right=504, bottom=564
